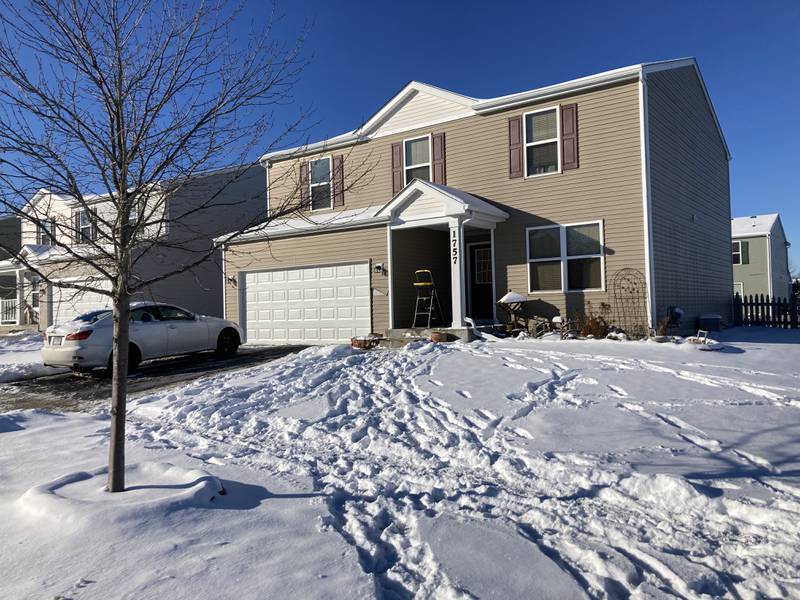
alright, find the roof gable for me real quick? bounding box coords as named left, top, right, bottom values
left=356, top=82, right=477, bottom=139
left=731, top=213, right=780, bottom=237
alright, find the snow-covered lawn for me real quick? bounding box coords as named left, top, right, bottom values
left=0, top=332, right=67, bottom=382
left=1, top=329, right=799, bottom=599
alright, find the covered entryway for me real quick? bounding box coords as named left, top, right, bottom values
left=50, top=279, right=112, bottom=325
left=241, top=262, right=372, bottom=344
left=378, top=180, right=508, bottom=329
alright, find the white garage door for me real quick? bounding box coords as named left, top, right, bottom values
left=51, top=279, right=112, bottom=324
left=242, top=262, right=372, bottom=344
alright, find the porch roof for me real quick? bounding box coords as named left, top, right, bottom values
left=375, top=179, right=509, bottom=224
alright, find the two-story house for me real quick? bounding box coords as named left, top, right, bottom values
left=731, top=213, right=792, bottom=299
left=0, top=216, right=22, bottom=329
left=220, top=58, right=732, bottom=343
left=0, top=166, right=265, bottom=330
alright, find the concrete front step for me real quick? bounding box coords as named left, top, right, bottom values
left=0, top=324, right=41, bottom=337
left=381, top=327, right=476, bottom=347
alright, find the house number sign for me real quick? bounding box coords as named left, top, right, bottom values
left=451, top=229, right=458, bottom=264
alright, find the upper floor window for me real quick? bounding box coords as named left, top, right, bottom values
left=37, top=219, right=55, bottom=245
left=524, top=107, right=560, bottom=177
left=74, top=209, right=95, bottom=243
left=404, top=136, right=431, bottom=184
left=732, top=240, right=749, bottom=265
left=527, top=221, right=604, bottom=292
left=309, top=157, right=332, bottom=211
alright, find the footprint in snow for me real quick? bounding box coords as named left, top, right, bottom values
left=428, top=379, right=443, bottom=387
left=607, top=384, right=628, bottom=397
left=456, top=390, right=472, bottom=398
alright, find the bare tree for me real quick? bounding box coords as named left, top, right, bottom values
left=0, top=0, right=328, bottom=492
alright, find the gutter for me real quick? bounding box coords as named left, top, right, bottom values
left=214, top=215, right=392, bottom=246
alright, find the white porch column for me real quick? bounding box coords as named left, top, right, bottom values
left=449, top=219, right=466, bottom=328
left=16, top=269, right=24, bottom=325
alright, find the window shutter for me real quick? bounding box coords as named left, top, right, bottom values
left=741, top=240, right=750, bottom=265
left=91, top=212, right=98, bottom=241
left=508, top=116, right=523, bottom=178
left=560, top=103, right=578, bottom=170
left=431, top=132, right=446, bottom=185
left=72, top=211, right=80, bottom=243
left=391, top=142, right=404, bottom=195
left=332, top=155, right=345, bottom=207
left=299, top=162, right=309, bottom=207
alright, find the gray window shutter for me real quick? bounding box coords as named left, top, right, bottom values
left=508, top=116, right=523, bottom=178
left=560, top=103, right=578, bottom=170
left=432, top=132, right=446, bottom=185
left=91, top=212, right=98, bottom=241
left=391, top=142, right=404, bottom=195
left=332, top=155, right=344, bottom=207
left=299, top=162, right=309, bottom=206
left=73, top=211, right=80, bottom=243
left=741, top=240, right=750, bottom=265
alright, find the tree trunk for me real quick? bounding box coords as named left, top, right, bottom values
left=107, top=289, right=130, bottom=492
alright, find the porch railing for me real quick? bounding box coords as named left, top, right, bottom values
left=0, top=299, right=18, bottom=324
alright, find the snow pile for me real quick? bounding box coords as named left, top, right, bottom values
left=0, top=332, right=67, bottom=382
left=1, top=329, right=799, bottom=598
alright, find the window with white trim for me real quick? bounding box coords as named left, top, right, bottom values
left=404, top=136, right=431, bottom=184
left=524, top=107, right=559, bottom=176
left=527, top=221, right=604, bottom=292
left=731, top=240, right=750, bottom=265
left=309, top=157, right=332, bottom=211
left=37, top=219, right=55, bottom=245
left=75, top=209, right=94, bottom=243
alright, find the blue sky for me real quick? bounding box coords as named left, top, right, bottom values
left=259, top=0, right=800, bottom=269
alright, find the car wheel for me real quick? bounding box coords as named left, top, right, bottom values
left=106, top=344, right=142, bottom=376
left=216, top=329, right=240, bottom=357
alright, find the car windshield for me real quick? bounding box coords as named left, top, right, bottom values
left=74, top=309, right=112, bottom=324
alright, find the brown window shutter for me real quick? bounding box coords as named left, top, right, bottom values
left=560, top=103, right=578, bottom=170
left=391, top=142, right=404, bottom=195
left=508, top=116, right=523, bottom=178
left=431, top=132, right=446, bottom=185
left=332, top=155, right=344, bottom=207
left=73, top=211, right=80, bottom=243
left=299, top=161, right=309, bottom=207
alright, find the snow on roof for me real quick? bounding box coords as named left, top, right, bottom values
left=220, top=205, right=390, bottom=244
left=731, top=214, right=779, bottom=238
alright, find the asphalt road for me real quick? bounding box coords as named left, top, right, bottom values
left=0, top=345, right=306, bottom=414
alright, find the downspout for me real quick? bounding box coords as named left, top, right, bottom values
left=638, top=71, right=657, bottom=328
left=766, top=233, right=773, bottom=298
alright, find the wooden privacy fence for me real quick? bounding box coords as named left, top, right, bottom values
left=733, top=293, right=798, bottom=328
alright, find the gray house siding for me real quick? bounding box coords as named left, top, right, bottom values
left=647, top=66, right=732, bottom=329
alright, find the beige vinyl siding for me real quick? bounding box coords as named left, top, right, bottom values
left=647, top=66, right=732, bottom=329
left=266, top=81, right=646, bottom=322
left=223, top=226, right=390, bottom=333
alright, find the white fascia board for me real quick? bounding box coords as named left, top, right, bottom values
left=473, top=65, right=643, bottom=114
left=215, top=215, right=391, bottom=245
left=731, top=232, right=768, bottom=239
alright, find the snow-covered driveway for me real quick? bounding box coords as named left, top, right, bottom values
left=2, top=329, right=799, bottom=598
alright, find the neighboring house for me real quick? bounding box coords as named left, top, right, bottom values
left=0, top=166, right=265, bottom=330
left=0, top=216, right=21, bottom=328
left=220, top=57, right=731, bottom=344
left=731, top=213, right=792, bottom=299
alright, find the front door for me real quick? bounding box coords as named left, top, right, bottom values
left=468, top=243, right=493, bottom=321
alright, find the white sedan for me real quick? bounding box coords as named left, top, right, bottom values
left=42, top=302, right=243, bottom=373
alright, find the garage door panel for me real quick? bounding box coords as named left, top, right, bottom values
left=243, top=262, right=371, bottom=344
left=51, top=279, right=112, bottom=325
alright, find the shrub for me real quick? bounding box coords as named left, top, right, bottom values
left=573, top=302, right=611, bottom=338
